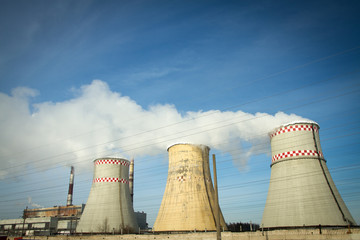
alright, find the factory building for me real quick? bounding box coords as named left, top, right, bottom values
left=0, top=160, right=149, bottom=237
left=24, top=205, right=84, bottom=218
left=153, top=143, right=227, bottom=231
left=262, top=121, right=356, bottom=228
left=0, top=166, right=83, bottom=236
left=135, top=211, right=148, bottom=230
left=0, top=205, right=149, bottom=236
left=76, top=157, right=138, bottom=233
left=0, top=217, right=58, bottom=236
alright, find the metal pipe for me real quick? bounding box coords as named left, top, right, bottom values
left=212, top=154, right=221, bottom=240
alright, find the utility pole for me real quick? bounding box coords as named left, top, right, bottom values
left=212, top=154, right=221, bottom=240
left=22, top=206, right=28, bottom=236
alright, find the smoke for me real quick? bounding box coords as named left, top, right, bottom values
left=0, top=80, right=309, bottom=179
left=27, top=197, right=43, bottom=208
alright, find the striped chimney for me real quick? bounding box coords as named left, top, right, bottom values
left=129, top=158, right=134, bottom=203
left=66, top=166, right=74, bottom=206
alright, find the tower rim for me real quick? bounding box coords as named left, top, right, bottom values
left=93, top=157, right=130, bottom=163
left=269, top=120, right=319, bottom=137
left=166, top=143, right=210, bottom=152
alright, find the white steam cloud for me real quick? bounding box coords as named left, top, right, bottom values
left=27, top=196, right=43, bottom=208
left=0, top=80, right=309, bottom=179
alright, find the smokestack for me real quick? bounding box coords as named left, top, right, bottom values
left=153, top=143, right=227, bottom=231
left=66, top=166, right=74, bottom=206
left=76, top=158, right=138, bottom=233
left=262, top=121, right=356, bottom=228
left=129, top=158, right=134, bottom=203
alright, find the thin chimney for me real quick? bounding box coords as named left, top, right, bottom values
left=66, top=166, right=74, bottom=206
left=129, top=158, right=134, bottom=203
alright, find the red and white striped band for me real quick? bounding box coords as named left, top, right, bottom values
left=272, top=149, right=323, bottom=162
left=93, top=177, right=129, bottom=184
left=270, top=124, right=318, bottom=138
left=95, top=159, right=130, bottom=166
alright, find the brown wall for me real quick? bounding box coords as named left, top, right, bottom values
left=24, top=205, right=83, bottom=218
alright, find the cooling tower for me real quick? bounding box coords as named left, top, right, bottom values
left=153, top=143, right=227, bottom=231
left=76, top=158, right=138, bottom=233
left=262, top=122, right=356, bottom=228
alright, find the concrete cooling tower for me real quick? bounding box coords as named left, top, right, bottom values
left=262, top=122, right=356, bottom=228
left=153, top=143, right=227, bottom=231
left=76, top=158, right=138, bottom=233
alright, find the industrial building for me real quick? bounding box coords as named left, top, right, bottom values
left=24, top=205, right=84, bottom=219
left=135, top=212, right=148, bottom=230
left=153, top=143, right=227, bottom=232
left=262, top=121, right=356, bottom=228
left=0, top=204, right=84, bottom=236
left=0, top=166, right=83, bottom=236
left=0, top=159, right=149, bottom=237
left=0, top=217, right=58, bottom=236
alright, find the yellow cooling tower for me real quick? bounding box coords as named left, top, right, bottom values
left=262, top=122, right=356, bottom=228
left=153, top=143, right=227, bottom=231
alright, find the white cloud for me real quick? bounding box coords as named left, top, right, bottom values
left=11, top=86, right=39, bottom=99
left=131, top=67, right=180, bottom=80
left=0, top=80, right=310, bottom=179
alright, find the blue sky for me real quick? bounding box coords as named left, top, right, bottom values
left=0, top=0, right=359, bottom=227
